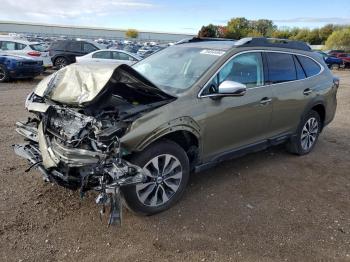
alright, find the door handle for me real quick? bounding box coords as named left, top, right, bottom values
left=260, top=97, right=272, bottom=105
left=303, top=88, right=312, bottom=95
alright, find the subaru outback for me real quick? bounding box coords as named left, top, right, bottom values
left=14, top=37, right=338, bottom=224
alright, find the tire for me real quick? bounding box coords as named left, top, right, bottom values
left=54, top=57, right=68, bottom=69
left=122, top=140, right=190, bottom=215
left=330, top=64, right=340, bottom=70
left=286, top=110, right=321, bottom=155
left=0, top=65, right=9, bottom=82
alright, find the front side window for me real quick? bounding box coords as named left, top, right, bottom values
left=297, top=55, right=321, bottom=77
left=202, top=52, right=264, bottom=95
left=92, top=51, right=111, bottom=59
left=266, top=52, right=297, bottom=84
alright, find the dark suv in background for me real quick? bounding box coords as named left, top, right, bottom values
left=49, top=40, right=101, bottom=68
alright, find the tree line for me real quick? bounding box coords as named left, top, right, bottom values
left=198, top=18, right=350, bottom=50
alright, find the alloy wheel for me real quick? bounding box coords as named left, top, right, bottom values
left=301, top=117, right=319, bottom=151
left=55, top=58, right=67, bottom=69
left=136, top=154, right=182, bottom=207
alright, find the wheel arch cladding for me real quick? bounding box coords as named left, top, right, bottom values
left=311, top=104, right=326, bottom=126
left=135, top=117, right=201, bottom=166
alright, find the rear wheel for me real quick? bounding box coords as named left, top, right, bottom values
left=286, top=110, right=321, bottom=155
left=122, top=140, right=190, bottom=215
left=54, top=57, right=68, bottom=69
left=0, top=65, right=9, bottom=82
left=330, top=63, right=340, bottom=70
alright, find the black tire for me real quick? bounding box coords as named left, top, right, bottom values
left=122, top=140, right=190, bottom=215
left=54, top=57, right=68, bottom=69
left=0, top=65, right=9, bottom=82
left=286, top=110, right=321, bottom=155
left=330, top=64, right=340, bottom=70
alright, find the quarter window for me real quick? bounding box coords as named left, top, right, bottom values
left=266, top=52, right=296, bottom=83
left=296, top=55, right=321, bottom=77
left=203, top=52, right=264, bottom=95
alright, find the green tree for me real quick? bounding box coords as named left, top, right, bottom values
left=225, top=17, right=250, bottom=39
left=125, top=29, right=138, bottom=39
left=198, top=24, right=219, bottom=38
left=250, top=19, right=276, bottom=36
left=319, top=24, right=334, bottom=43
left=325, top=28, right=350, bottom=51
left=307, top=28, right=321, bottom=45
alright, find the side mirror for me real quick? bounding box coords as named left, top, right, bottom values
left=217, top=81, right=247, bottom=96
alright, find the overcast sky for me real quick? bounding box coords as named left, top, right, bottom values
left=0, top=0, right=349, bottom=33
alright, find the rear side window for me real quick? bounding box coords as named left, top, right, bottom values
left=0, top=41, right=16, bottom=50
left=92, top=51, right=111, bottom=59
left=266, top=52, right=296, bottom=83
left=66, top=41, right=82, bottom=52
left=296, top=56, right=321, bottom=77
left=16, top=43, right=26, bottom=50
left=113, top=52, right=132, bottom=61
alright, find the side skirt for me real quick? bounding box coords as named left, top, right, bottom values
left=194, top=133, right=291, bottom=173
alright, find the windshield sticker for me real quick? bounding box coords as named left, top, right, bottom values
left=200, top=50, right=225, bottom=56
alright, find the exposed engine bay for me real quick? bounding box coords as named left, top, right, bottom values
left=13, top=63, right=175, bottom=225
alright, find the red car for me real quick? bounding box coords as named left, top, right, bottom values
left=336, top=53, right=350, bottom=67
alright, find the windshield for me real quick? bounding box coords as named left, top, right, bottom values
left=133, top=46, right=225, bottom=94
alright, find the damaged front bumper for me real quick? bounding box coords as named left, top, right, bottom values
left=13, top=120, right=145, bottom=226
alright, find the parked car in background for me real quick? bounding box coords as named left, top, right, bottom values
left=0, top=54, right=43, bottom=82
left=137, top=46, right=164, bottom=58
left=49, top=40, right=101, bottom=68
left=0, top=37, right=52, bottom=68
left=327, top=50, right=345, bottom=57
left=335, top=53, right=350, bottom=68
left=76, top=49, right=141, bottom=65
left=315, top=51, right=343, bottom=69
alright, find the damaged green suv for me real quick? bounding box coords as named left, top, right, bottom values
left=14, top=38, right=338, bottom=224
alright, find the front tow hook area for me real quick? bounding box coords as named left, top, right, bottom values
left=13, top=143, right=50, bottom=182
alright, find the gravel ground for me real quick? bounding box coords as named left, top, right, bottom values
left=0, top=71, right=349, bottom=262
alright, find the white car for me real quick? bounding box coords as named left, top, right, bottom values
left=76, top=49, right=142, bottom=65
left=0, top=37, right=52, bottom=68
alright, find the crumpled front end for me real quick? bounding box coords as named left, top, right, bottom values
left=14, top=63, right=174, bottom=225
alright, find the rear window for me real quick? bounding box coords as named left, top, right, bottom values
left=30, top=44, right=46, bottom=52
left=266, top=52, right=296, bottom=83
left=297, top=56, right=321, bottom=77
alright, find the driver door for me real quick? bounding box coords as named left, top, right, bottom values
left=199, top=52, right=274, bottom=161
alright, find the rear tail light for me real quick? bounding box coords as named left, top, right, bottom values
left=27, top=51, right=41, bottom=57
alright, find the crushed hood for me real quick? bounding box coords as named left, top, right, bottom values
left=34, top=62, right=174, bottom=106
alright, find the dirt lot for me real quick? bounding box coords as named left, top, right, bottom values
left=0, top=71, right=349, bottom=262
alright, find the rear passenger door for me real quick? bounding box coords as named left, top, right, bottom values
left=266, top=52, right=320, bottom=136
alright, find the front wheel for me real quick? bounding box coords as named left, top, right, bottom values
left=122, top=140, right=190, bottom=215
left=286, top=110, right=321, bottom=155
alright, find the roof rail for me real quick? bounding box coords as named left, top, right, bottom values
left=234, top=37, right=311, bottom=51
left=175, top=37, right=235, bottom=45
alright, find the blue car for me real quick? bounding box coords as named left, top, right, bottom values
left=315, top=51, right=343, bottom=69
left=0, top=54, right=44, bottom=82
